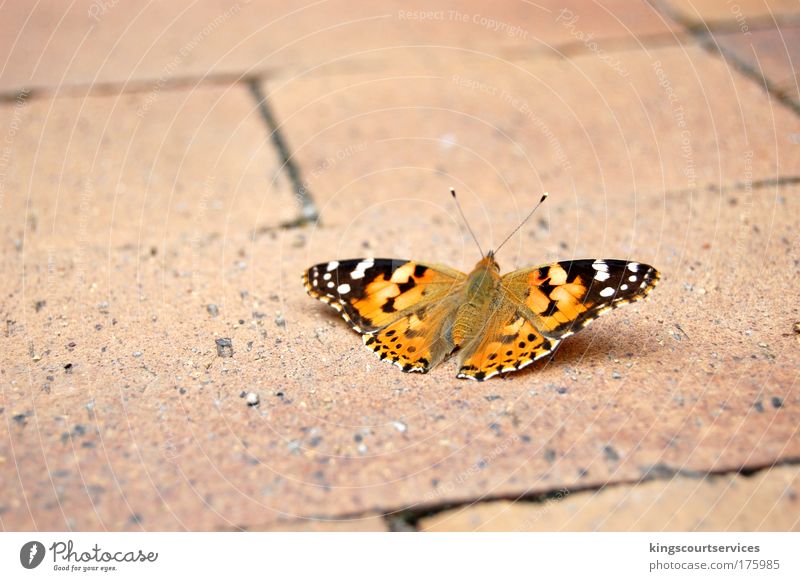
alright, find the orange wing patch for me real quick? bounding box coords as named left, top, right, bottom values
left=456, top=305, right=560, bottom=381
left=350, top=264, right=441, bottom=329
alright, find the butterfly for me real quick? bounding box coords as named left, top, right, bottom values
left=303, top=191, right=659, bottom=381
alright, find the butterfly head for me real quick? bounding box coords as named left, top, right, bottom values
left=479, top=250, right=500, bottom=271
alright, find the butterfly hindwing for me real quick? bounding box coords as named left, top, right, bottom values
left=363, top=295, right=462, bottom=373
left=501, top=259, right=660, bottom=339
left=457, top=301, right=560, bottom=381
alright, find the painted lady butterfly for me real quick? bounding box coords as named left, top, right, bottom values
left=303, top=192, right=659, bottom=381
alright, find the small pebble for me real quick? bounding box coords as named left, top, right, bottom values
left=133, top=351, right=142, bottom=358
left=207, top=304, right=219, bottom=317
left=611, top=371, right=622, bottom=379
left=245, top=392, right=260, bottom=407
left=274, top=312, right=286, bottom=328
left=215, top=338, right=233, bottom=357
left=392, top=421, right=407, bottom=433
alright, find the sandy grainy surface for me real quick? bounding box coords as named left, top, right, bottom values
left=1, top=1, right=798, bottom=531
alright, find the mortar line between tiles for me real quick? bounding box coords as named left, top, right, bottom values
left=223, top=456, right=800, bottom=532
left=698, top=35, right=800, bottom=117
left=245, top=77, right=319, bottom=226
left=0, top=71, right=245, bottom=103
left=654, top=175, right=800, bottom=200
left=648, top=0, right=800, bottom=33
left=380, top=456, right=800, bottom=532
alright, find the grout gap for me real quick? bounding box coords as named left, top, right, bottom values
left=382, top=456, right=800, bottom=531
left=245, top=77, right=319, bottom=227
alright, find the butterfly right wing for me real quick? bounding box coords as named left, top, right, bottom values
left=500, top=259, right=660, bottom=338
left=457, top=258, right=659, bottom=380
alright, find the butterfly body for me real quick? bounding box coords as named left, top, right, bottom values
left=452, top=255, right=500, bottom=343
left=303, top=252, right=659, bottom=381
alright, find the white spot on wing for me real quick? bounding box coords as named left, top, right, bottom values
left=326, top=261, right=339, bottom=271
left=594, top=270, right=610, bottom=282
left=629, top=275, right=637, bottom=282
left=620, top=284, right=629, bottom=291
left=627, top=262, right=639, bottom=272
left=323, top=273, right=331, bottom=281
left=599, top=287, right=615, bottom=298
left=591, top=261, right=608, bottom=272
left=326, top=282, right=334, bottom=289
left=350, top=258, right=374, bottom=280
left=337, top=283, right=351, bottom=294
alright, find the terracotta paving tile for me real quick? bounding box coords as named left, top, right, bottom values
left=714, top=24, right=800, bottom=102
left=2, top=163, right=797, bottom=528
left=663, top=0, right=800, bottom=28
left=0, top=84, right=296, bottom=251
left=419, top=465, right=800, bottom=531
left=1, top=7, right=799, bottom=533
left=0, top=1, right=680, bottom=94
left=244, top=516, right=389, bottom=532
left=266, top=45, right=799, bottom=235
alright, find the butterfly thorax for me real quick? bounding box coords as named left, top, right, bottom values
left=452, top=255, right=502, bottom=345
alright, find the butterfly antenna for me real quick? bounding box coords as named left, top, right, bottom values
left=493, top=192, right=549, bottom=255
left=450, top=188, right=484, bottom=258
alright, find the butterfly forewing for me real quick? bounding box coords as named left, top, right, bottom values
left=303, top=258, right=465, bottom=332
left=501, top=259, right=660, bottom=339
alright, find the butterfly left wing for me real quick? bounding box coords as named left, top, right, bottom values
left=500, top=259, right=660, bottom=339
left=303, top=258, right=467, bottom=372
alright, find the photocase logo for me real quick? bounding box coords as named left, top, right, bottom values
left=20, top=541, right=46, bottom=569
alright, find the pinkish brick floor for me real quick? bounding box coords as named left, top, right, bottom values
left=1, top=1, right=798, bottom=532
